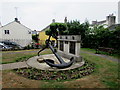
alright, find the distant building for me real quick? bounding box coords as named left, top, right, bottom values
left=39, top=30, right=56, bottom=45
left=91, top=14, right=116, bottom=27
left=32, top=30, right=39, bottom=35
left=0, top=18, right=32, bottom=47
left=118, top=1, right=120, bottom=24
left=92, top=20, right=106, bottom=26
left=108, top=12, right=120, bottom=30
left=106, top=14, right=116, bottom=26
left=108, top=24, right=120, bottom=31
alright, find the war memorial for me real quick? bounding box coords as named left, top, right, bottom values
left=14, top=29, right=95, bottom=81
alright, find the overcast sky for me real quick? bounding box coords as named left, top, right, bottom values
left=0, top=0, right=119, bottom=31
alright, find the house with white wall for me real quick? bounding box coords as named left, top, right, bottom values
left=0, top=18, right=32, bottom=47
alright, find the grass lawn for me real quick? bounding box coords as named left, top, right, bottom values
left=80, top=53, right=119, bottom=88
left=1, top=49, right=52, bottom=64
left=1, top=49, right=120, bottom=88
left=81, top=48, right=120, bottom=59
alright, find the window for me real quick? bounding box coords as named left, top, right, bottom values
left=4, top=30, right=10, bottom=34
left=28, top=31, right=31, bottom=34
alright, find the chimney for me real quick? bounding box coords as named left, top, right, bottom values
left=106, top=14, right=116, bottom=26
left=0, top=21, right=2, bottom=27
left=52, top=19, right=55, bottom=23
left=14, top=18, right=20, bottom=24
left=64, top=17, right=67, bottom=23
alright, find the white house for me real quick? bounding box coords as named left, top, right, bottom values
left=0, top=18, right=32, bottom=47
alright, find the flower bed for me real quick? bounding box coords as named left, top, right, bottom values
left=14, top=60, right=95, bottom=81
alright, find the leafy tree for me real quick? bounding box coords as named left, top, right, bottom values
left=32, top=34, right=39, bottom=43
left=83, top=25, right=110, bottom=48
left=65, top=20, right=90, bottom=43
left=84, top=24, right=120, bottom=54
left=109, top=26, right=120, bottom=50
left=45, top=23, right=67, bottom=39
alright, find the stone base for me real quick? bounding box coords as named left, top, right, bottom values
left=26, top=54, right=85, bottom=71
left=37, top=58, right=44, bottom=63
left=58, top=50, right=82, bottom=63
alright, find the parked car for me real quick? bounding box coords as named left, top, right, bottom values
left=0, top=41, right=23, bottom=50
left=0, top=42, right=12, bottom=50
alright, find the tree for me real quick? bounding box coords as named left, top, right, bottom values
left=109, top=26, right=120, bottom=50
left=66, top=20, right=90, bottom=47
left=83, top=25, right=110, bottom=48
left=45, top=23, right=67, bottom=40
left=32, top=34, right=39, bottom=43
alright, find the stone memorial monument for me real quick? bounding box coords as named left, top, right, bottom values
left=27, top=34, right=84, bottom=70
left=58, top=35, right=82, bottom=62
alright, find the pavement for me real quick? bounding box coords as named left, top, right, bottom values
left=0, top=49, right=119, bottom=70
left=2, top=49, right=39, bottom=54
left=0, top=61, right=29, bottom=70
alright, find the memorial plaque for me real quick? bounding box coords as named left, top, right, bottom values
left=60, top=41, right=64, bottom=51
left=72, top=36, right=75, bottom=40
left=65, top=41, right=68, bottom=44
left=69, top=42, right=75, bottom=54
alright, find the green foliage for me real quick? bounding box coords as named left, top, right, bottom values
left=81, top=52, right=119, bottom=88
left=32, top=34, right=39, bottom=43
left=45, top=21, right=89, bottom=40
left=65, top=20, right=89, bottom=40
left=83, top=25, right=120, bottom=54
left=46, top=19, right=120, bottom=54
left=41, top=83, right=65, bottom=88
left=1, top=55, right=35, bottom=64
left=45, top=23, right=67, bottom=39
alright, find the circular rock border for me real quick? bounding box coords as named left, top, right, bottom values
left=14, top=60, right=95, bottom=81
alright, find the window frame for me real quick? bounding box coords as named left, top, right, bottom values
left=4, top=30, right=10, bottom=34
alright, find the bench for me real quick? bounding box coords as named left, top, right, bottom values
left=96, top=47, right=114, bottom=54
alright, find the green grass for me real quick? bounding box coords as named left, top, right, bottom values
left=80, top=52, right=119, bottom=88
left=81, top=48, right=96, bottom=53
left=2, top=48, right=119, bottom=88
left=1, top=49, right=52, bottom=64
left=1, top=54, right=36, bottom=64
left=41, top=82, right=65, bottom=88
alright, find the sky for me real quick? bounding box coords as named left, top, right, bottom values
left=0, top=0, right=119, bottom=31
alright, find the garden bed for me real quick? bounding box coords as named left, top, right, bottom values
left=14, top=60, right=95, bottom=81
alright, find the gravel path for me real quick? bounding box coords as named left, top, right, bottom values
left=2, top=49, right=39, bottom=55
left=0, top=49, right=119, bottom=70
left=0, top=61, right=29, bottom=70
